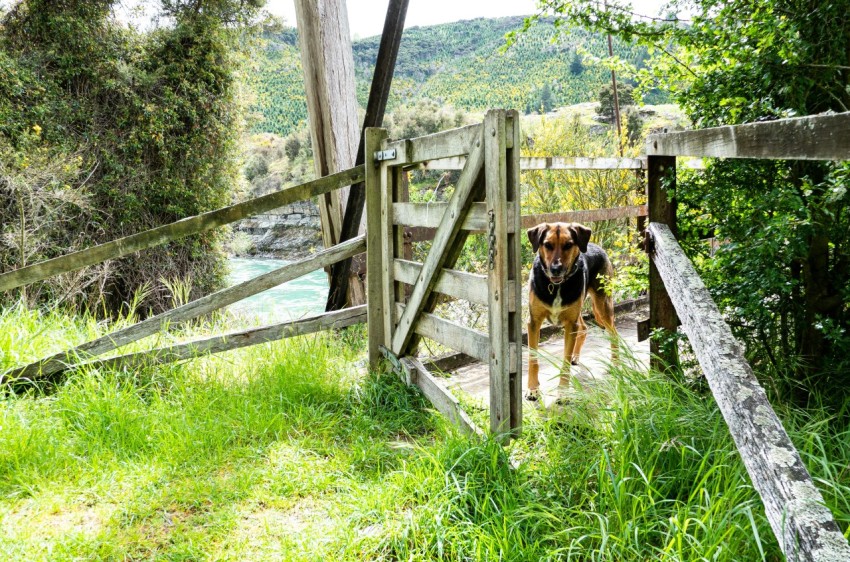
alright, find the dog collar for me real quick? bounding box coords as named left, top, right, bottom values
left=546, top=262, right=580, bottom=294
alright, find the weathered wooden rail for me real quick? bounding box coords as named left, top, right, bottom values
left=1, top=168, right=368, bottom=385
left=644, top=111, right=850, bottom=562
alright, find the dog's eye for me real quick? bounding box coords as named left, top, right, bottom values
left=543, top=242, right=554, bottom=250
left=564, top=242, right=574, bottom=249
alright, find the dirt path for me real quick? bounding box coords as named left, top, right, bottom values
left=446, top=309, right=650, bottom=408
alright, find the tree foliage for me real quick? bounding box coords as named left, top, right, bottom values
left=0, top=0, right=256, bottom=314
left=251, top=16, right=659, bottom=136
left=531, top=0, right=850, bottom=403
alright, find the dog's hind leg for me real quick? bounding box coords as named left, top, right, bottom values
left=571, top=314, right=588, bottom=365
left=590, top=288, right=618, bottom=362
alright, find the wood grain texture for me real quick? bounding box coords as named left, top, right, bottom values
left=647, top=155, right=678, bottom=370
left=401, top=357, right=484, bottom=437
left=366, top=128, right=390, bottom=367
left=505, top=110, right=523, bottom=434
left=390, top=132, right=485, bottom=355
left=387, top=124, right=482, bottom=165
left=521, top=206, right=647, bottom=229
left=649, top=223, right=850, bottom=562
left=485, top=109, right=511, bottom=435
left=393, top=259, right=516, bottom=311
left=395, top=303, right=489, bottom=364
left=76, top=306, right=367, bottom=373
left=420, top=156, right=645, bottom=171
left=647, top=112, right=850, bottom=160
left=294, top=0, right=360, bottom=250
left=0, top=167, right=364, bottom=293
left=326, top=0, right=408, bottom=312
left=3, top=236, right=366, bottom=383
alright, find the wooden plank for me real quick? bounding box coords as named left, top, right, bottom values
left=392, top=259, right=517, bottom=310
left=77, top=307, right=367, bottom=373
left=326, top=0, right=409, bottom=312
left=366, top=128, right=390, bottom=368
left=4, top=236, right=367, bottom=383
left=521, top=206, right=647, bottom=228
left=379, top=140, right=397, bottom=349
left=647, top=112, right=850, bottom=161
left=647, top=155, right=678, bottom=371
left=392, top=202, right=490, bottom=231
left=408, top=175, right=485, bottom=355
left=390, top=131, right=485, bottom=355
left=420, top=156, right=645, bottom=171
left=295, top=0, right=360, bottom=252
left=647, top=223, right=850, bottom=562
left=401, top=357, right=484, bottom=437
left=396, top=303, right=489, bottom=363
left=392, top=168, right=407, bottom=304
left=387, top=123, right=482, bottom=165
left=0, top=166, right=365, bottom=293
left=485, top=109, right=511, bottom=436
left=505, top=109, right=523, bottom=434
left=427, top=297, right=648, bottom=373
left=395, top=204, right=647, bottom=235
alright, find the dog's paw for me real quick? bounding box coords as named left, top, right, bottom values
left=525, top=388, right=541, bottom=402
left=570, top=358, right=580, bottom=366
left=553, top=384, right=572, bottom=406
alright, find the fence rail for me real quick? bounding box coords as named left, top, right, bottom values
left=644, top=111, right=850, bottom=562
left=0, top=167, right=365, bottom=293
left=3, top=236, right=366, bottom=383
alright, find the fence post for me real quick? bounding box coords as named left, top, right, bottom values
left=646, top=155, right=679, bottom=371
left=366, top=128, right=388, bottom=369
left=484, top=110, right=511, bottom=436
left=505, top=110, right=523, bottom=435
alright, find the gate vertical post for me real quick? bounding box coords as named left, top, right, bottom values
left=646, top=155, right=679, bottom=371
left=366, top=128, right=389, bottom=368
left=484, top=110, right=511, bottom=436
left=505, top=110, right=523, bottom=435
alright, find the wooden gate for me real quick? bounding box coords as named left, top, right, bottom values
left=365, top=109, right=522, bottom=436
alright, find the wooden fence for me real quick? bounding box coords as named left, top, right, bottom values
left=644, top=111, right=850, bottom=562
left=1, top=108, right=647, bottom=439
left=0, top=169, right=369, bottom=385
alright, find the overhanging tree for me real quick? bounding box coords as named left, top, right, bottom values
left=527, top=0, right=850, bottom=403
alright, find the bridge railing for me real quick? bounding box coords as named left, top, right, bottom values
left=644, top=112, right=850, bottom=562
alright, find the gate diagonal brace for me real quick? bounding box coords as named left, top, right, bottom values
left=379, top=345, right=411, bottom=384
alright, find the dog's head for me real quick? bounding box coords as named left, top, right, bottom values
left=527, top=222, right=591, bottom=284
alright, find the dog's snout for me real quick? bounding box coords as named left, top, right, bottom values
left=550, top=262, right=564, bottom=275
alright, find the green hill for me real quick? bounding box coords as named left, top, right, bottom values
left=251, top=16, right=655, bottom=136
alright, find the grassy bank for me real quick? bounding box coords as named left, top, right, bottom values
left=1, top=305, right=849, bottom=560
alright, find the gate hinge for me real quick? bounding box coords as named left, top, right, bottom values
left=379, top=345, right=411, bottom=384
left=373, top=149, right=397, bottom=162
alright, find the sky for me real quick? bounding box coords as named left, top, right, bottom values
left=264, top=0, right=669, bottom=39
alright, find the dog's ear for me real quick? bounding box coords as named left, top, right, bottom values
left=569, top=223, right=592, bottom=253
left=527, top=224, right=548, bottom=252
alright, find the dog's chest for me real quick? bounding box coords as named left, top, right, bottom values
left=547, top=293, right=564, bottom=324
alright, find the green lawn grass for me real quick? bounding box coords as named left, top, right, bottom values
left=1, top=304, right=849, bottom=560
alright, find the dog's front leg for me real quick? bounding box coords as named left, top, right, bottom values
left=561, top=319, right=581, bottom=387
left=526, top=318, right=542, bottom=400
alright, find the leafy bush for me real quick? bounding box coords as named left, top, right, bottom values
left=0, top=1, right=258, bottom=314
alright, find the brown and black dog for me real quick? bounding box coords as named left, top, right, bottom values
left=526, top=222, right=618, bottom=400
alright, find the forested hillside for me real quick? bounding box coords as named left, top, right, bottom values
left=251, top=16, right=654, bottom=136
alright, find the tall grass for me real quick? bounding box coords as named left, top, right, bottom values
left=1, top=305, right=848, bottom=560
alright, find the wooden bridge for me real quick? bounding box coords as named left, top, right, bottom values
left=2, top=110, right=850, bottom=561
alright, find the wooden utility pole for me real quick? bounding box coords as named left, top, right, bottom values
left=294, top=0, right=365, bottom=304
left=326, top=0, right=409, bottom=311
